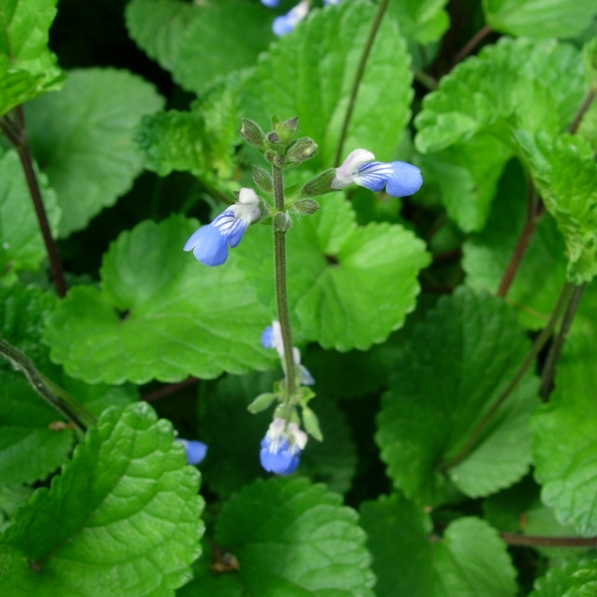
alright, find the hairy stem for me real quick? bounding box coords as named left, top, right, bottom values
left=0, top=338, right=96, bottom=432
left=500, top=533, right=597, bottom=547
left=451, top=24, right=491, bottom=68
left=272, top=165, right=296, bottom=396
left=333, top=0, right=390, bottom=166
left=539, top=283, right=586, bottom=399
left=441, top=281, right=574, bottom=471
left=0, top=110, right=67, bottom=297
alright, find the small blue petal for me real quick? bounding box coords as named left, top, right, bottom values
left=385, top=161, right=423, bottom=197
left=261, top=326, right=275, bottom=349
left=184, top=225, right=229, bottom=266
left=260, top=436, right=301, bottom=475
left=226, top=219, right=249, bottom=248
left=272, top=15, right=294, bottom=36
left=177, top=439, right=208, bottom=465
left=261, top=0, right=279, bottom=6
left=356, top=161, right=393, bottom=192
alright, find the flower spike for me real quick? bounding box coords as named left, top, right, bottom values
left=184, top=188, right=261, bottom=266
left=332, top=149, right=423, bottom=197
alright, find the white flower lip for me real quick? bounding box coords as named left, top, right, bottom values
left=331, top=148, right=375, bottom=189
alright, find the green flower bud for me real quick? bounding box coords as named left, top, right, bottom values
left=252, top=165, right=274, bottom=195
left=247, top=392, right=277, bottom=414
left=238, top=118, right=266, bottom=150
left=287, top=137, right=318, bottom=164
left=300, top=168, right=337, bottom=197
left=273, top=211, right=292, bottom=232
left=274, top=116, right=299, bottom=144
left=291, top=198, right=320, bottom=215
left=302, top=406, right=323, bottom=441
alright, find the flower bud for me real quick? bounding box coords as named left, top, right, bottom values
left=247, top=392, right=277, bottom=414
left=238, top=119, right=266, bottom=150
left=265, top=131, right=283, bottom=148
left=292, top=198, right=320, bottom=215
left=286, top=137, right=318, bottom=164
left=302, top=406, right=323, bottom=441
left=273, top=211, right=292, bottom=232
left=274, top=116, right=299, bottom=144
left=252, top=165, right=274, bottom=195
left=300, top=168, right=337, bottom=197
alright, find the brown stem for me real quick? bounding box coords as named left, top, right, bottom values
left=569, top=87, right=596, bottom=135
left=141, top=377, right=199, bottom=403
left=333, top=0, right=390, bottom=166
left=539, top=283, right=586, bottom=399
left=451, top=25, right=492, bottom=68
left=440, top=281, right=574, bottom=471
left=1, top=110, right=67, bottom=297
left=500, top=533, right=597, bottom=547
left=412, top=66, right=438, bottom=91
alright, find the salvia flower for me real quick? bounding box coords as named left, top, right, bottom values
left=262, top=321, right=315, bottom=385
left=184, top=188, right=261, bottom=266
left=260, top=418, right=308, bottom=475
left=331, top=148, right=423, bottom=197
left=272, top=1, right=309, bottom=36
left=177, top=439, right=208, bottom=465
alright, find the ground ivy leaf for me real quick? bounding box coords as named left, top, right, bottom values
left=44, top=215, right=272, bottom=384
left=200, top=371, right=357, bottom=497
left=244, top=0, right=413, bottom=170
left=531, top=324, right=597, bottom=536
left=483, top=0, right=597, bottom=39
left=24, top=68, right=164, bottom=237
left=376, top=287, right=540, bottom=507
left=239, top=193, right=430, bottom=351
left=0, top=485, right=32, bottom=533
left=516, top=131, right=597, bottom=284
left=463, top=159, right=568, bottom=329
left=415, top=38, right=584, bottom=153
left=387, top=0, right=449, bottom=44
left=183, top=477, right=375, bottom=597
left=0, top=402, right=204, bottom=596
left=530, top=559, right=597, bottom=597
left=0, top=150, right=60, bottom=283
left=0, top=59, right=46, bottom=118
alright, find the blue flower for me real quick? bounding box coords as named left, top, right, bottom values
left=177, top=439, right=208, bottom=465
left=272, top=1, right=309, bottom=36
left=260, top=0, right=279, bottom=6
left=262, top=321, right=315, bottom=386
left=184, top=188, right=261, bottom=266
left=324, top=0, right=340, bottom=4
left=260, top=419, right=307, bottom=475
left=332, top=148, right=423, bottom=197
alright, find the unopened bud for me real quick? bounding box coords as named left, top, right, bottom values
left=302, top=406, right=323, bottom=441
left=238, top=119, right=266, bottom=150
left=273, top=211, right=292, bottom=232
left=292, top=198, right=320, bottom=215
left=252, top=165, right=274, bottom=195
left=265, top=131, right=283, bottom=148
left=287, top=137, right=317, bottom=164
left=274, top=116, right=299, bottom=144
left=300, top=168, right=336, bottom=197
left=247, top=393, right=277, bottom=414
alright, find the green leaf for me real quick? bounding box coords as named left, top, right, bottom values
left=531, top=323, right=597, bottom=536
left=0, top=402, right=204, bottom=596
left=0, top=150, right=60, bottom=283
left=483, top=0, right=597, bottom=39
left=244, top=0, right=413, bottom=169
left=0, top=59, right=45, bottom=118
left=24, top=68, right=164, bottom=237
left=415, top=38, right=584, bottom=154
left=44, top=215, right=272, bottom=384
left=361, top=497, right=517, bottom=597
left=387, top=0, right=449, bottom=44
left=0, top=485, right=32, bottom=533
left=530, top=559, right=597, bottom=597
left=126, top=0, right=275, bottom=95
left=181, top=477, right=375, bottom=597
left=463, top=159, right=568, bottom=329
left=239, top=193, right=430, bottom=351
left=200, top=371, right=357, bottom=497
left=516, top=131, right=597, bottom=283
left=376, top=287, right=540, bottom=507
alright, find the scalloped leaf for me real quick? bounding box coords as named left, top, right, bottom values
left=0, top=150, right=60, bottom=283
left=238, top=193, right=430, bottom=351
left=179, top=477, right=375, bottom=597
left=387, top=0, right=449, bottom=44
left=24, top=68, right=164, bottom=237
left=0, top=402, right=204, bottom=596
left=376, top=287, right=540, bottom=507
left=243, top=0, right=413, bottom=169
left=43, top=215, right=273, bottom=384
left=530, top=559, right=597, bottom=597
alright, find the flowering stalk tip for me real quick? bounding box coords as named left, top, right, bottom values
left=260, top=418, right=307, bottom=475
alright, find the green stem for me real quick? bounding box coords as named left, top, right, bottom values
left=333, top=0, right=390, bottom=167
left=272, top=166, right=296, bottom=397
left=0, top=338, right=97, bottom=432
left=440, top=281, right=574, bottom=471
left=412, top=66, right=438, bottom=91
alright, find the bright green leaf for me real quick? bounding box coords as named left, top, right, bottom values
left=244, top=0, right=413, bottom=169
left=415, top=38, right=584, bottom=153
left=0, top=150, right=60, bottom=283
left=387, top=0, right=449, bottom=44
left=530, top=559, right=597, bottom=597
left=463, top=159, right=568, bottom=328
left=0, top=485, right=32, bottom=533
left=239, top=193, right=430, bottom=351
left=483, top=0, right=597, bottom=39
left=0, top=402, right=204, bottom=596
left=376, top=287, right=540, bottom=506
left=516, top=131, right=597, bottom=283
left=24, top=68, right=164, bottom=237
left=44, top=215, right=273, bottom=384
left=181, top=477, right=375, bottom=597
left=0, top=59, right=45, bottom=118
